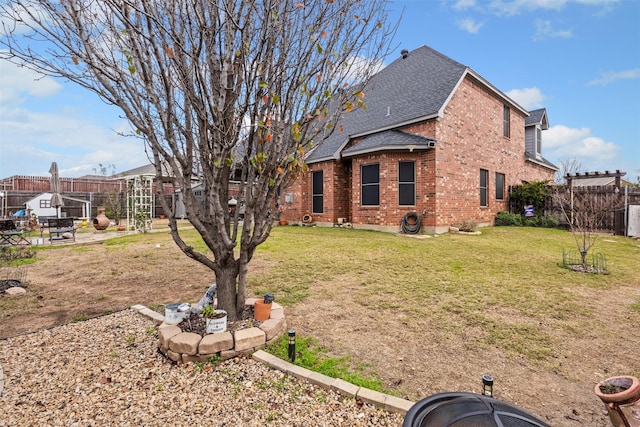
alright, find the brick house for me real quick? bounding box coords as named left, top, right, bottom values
left=284, top=45, right=557, bottom=233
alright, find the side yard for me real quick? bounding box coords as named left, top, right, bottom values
left=1, top=226, right=639, bottom=426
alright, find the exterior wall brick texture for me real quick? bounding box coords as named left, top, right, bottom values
left=285, top=74, right=554, bottom=230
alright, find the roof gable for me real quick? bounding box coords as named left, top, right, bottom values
left=525, top=108, right=549, bottom=129
left=307, top=45, right=530, bottom=163
left=307, top=45, right=467, bottom=162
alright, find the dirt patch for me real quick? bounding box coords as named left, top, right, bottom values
left=1, top=231, right=638, bottom=427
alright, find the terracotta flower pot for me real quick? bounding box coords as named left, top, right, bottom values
left=594, top=375, right=640, bottom=427
left=254, top=300, right=272, bottom=321
left=93, top=206, right=110, bottom=230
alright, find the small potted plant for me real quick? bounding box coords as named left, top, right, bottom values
left=254, top=293, right=274, bottom=321
left=594, top=375, right=640, bottom=427
left=201, top=305, right=227, bottom=334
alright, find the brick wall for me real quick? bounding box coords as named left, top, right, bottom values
left=285, top=74, right=555, bottom=231
left=432, top=75, right=553, bottom=230
left=285, top=161, right=351, bottom=225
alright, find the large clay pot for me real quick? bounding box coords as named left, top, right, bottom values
left=594, top=376, right=640, bottom=427
left=254, top=300, right=272, bottom=321
left=93, top=206, right=110, bottom=230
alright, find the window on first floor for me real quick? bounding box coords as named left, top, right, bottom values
left=361, top=163, right=380, bottom=206
left=398, top=161, right=415, bottom=206
left=480, top=169, right=488, bottom=207
left=503, top=105, right=510, bottom=138
left=495, top=172, right=505, bottom=200
left=40, top=199, right=51, bottom=208
left=312, top=170, right=323, bottom=214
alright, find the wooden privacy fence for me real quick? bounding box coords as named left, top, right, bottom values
left=0, top=175, right=125, bottom=193
left=509, top=184, right=640, bottom=235
left=0, top=175, right=175, bottom=194
left=0, top=175, right=177, bottom=219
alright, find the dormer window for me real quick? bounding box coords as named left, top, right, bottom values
left=525, top=108, right=549, bottom=162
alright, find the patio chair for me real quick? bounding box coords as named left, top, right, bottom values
left=0, top=219, right=31, bottom=246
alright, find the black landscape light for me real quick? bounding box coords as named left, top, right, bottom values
left=482, top=374, right=494, bottom=397
left=287, top=329, right=296, bottom=363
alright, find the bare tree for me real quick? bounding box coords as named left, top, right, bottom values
left=1, top=0, right=396, bottom=320
left=554, top=157, right=584, bottom=184
left=553, top=186, right=623, bottom=269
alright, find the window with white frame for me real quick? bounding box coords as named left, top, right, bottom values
left=480, top=169, right=489, bottom=207
left=503, top=105, right=510, bottom=138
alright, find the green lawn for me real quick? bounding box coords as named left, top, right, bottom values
left=251, top=226, right=640, bottom=365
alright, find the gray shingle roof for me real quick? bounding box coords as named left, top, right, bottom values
left=525, top=108, right=548, bottom=128
left=307, top=45, right=467, bottom=162
left=524, top=151, right=558, bottom=171
left=342, top=130, right=435, bottom=158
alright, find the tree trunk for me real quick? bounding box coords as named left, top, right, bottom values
left=215, top=261, right=240, bottom=322
left=580, top=250, right=588, bottom=269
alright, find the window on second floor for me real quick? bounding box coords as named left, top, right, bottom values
left=536, top=127, right=542, bottom=156
left=398, top=161, right=415, bottom=206
left=361, top=163, right=380, bottom=206
left=480, top=169, right=488, bottom=207
left=312, top=171, right=323, bottom=214
left=503, top=105, right=510, bottom=138
left=495, top=172, right=505, bottom=200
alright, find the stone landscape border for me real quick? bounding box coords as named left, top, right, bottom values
left=132, top=298, right=287, bottom=364
left=131, top=302, right=415, bottom=415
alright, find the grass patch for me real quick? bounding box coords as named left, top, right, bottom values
left=252, top=226, right=639, bottom=367
left=264, top=334, right=390, bottom=394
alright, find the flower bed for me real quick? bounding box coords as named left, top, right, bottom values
left=157, top=298, right=286, bottom=364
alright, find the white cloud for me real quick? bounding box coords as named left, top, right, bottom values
left=505, top=87, right=545, bottom=110
left=0, top=60, right=148, bottom=178
left=587, top=68, right=640, bottom=86
left=486, top=0, right=617, bottom=16
left=533, top=19, right=572, bottom=40
left=456, top=18, right=484, bottom=33
left=453, top=0, right=476, bottom=11
left=0, top=3, right=52, bottom=35
left=0, top=56, right=62, bottom=103
left=488, top=0, right=567, bottom=16
left=1, top=104, right=148, bottom=176
left=544, top=125, right=621, bottom=166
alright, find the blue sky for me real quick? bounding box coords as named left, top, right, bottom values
left=1, top=0, right=639, bottom=182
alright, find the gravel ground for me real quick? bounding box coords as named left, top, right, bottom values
left=0, top=309, right=404, bottom=426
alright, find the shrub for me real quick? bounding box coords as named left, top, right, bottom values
left=524, top=213, right=560, bottom=228
left=495, top=211, right=523, bottom=226
left=495, top=211, right=559, bottom=228
left=509, top=180, right=552, bottom=215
